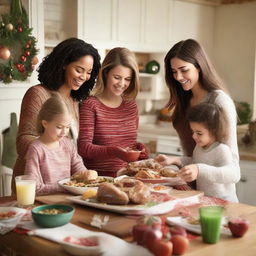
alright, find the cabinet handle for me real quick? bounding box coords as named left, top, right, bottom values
left=176, top=148, right=181, bottom=152
left=240, top=177, right=247, bottom=182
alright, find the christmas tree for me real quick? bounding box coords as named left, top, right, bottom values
left=0, top=0, right=38, bottom=83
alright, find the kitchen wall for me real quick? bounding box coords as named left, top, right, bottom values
left=214, top=1, right=256, bottom=119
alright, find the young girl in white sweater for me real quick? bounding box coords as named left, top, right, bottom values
left=155, top=102, right=239, bottom=202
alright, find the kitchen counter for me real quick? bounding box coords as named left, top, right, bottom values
left=238, top=144, right=256, bottom=161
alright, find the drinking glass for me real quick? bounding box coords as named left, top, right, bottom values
left=15, top=175, right=36, bottom=208
left=199, top=206, right=224, bottom=244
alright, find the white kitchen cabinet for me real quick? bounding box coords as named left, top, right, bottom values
left=78, top=0, right=113, bottom=44
left=236, top=160, right=256, bottom=206
left=144, top=0, right=172, bottom=48
left=116, top=0, right=142, bottom=45
left=78, top=0, right=173, bottom=51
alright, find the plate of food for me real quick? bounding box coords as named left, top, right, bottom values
left=58, top=176, right=114, bottom=195
left=117, top=159, right=185, bottom=185
left=67, top=176, right=200, bottom=215
left=166, top=216, right=231, bottom=235
left=0, top=207, right=27, bottom=223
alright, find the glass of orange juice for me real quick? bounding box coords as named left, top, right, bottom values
left=15, top=175, right=36, bottom=208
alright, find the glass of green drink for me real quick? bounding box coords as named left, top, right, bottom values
left=199, top=206, right=224, bottom=244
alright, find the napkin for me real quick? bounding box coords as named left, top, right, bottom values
left=21, top=222, right=153, bottom=256
left=0, top=207, right=27, bottom=235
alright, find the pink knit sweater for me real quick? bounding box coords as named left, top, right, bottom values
left=25, top=137, right=86, bottom=195
left=79, top=96, right=138, bottom=176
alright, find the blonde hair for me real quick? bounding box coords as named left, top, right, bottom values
left=92, top=47, right=140, bottom=100
left=37, top=94, right=70, bottom=134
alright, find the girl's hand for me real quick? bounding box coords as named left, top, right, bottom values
left=178, top=164, right=199, bottom=182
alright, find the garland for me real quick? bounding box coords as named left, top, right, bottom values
left=0, top=0, right=39, bottom=84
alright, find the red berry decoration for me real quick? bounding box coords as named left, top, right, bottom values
left=228, top=217, right=249, bottom=237
left=16, top=63, right=25, bottom=72
left=17, top=26, right=23, bottom=32
left=20, top=55, right=26, bottom=62
left=24, top=50, right=30, bottom=57
left=25, top=44, right=30, bottom=49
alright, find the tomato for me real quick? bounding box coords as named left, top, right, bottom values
left=171, top=235, right=189, bottom=255
left=149, top=239, right=173, bottom=256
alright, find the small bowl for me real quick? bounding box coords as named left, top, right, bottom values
left=0, top=207, right=27, bottom=223
left=32, top=204, right=74, bottom=228
left=126, top=150, right=141, bottom=162
left=61, top=236, right=101, bottom=256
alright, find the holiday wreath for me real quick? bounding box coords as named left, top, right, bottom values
left=0, top=0, right=38, bottom=84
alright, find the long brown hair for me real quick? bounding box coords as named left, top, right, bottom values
left=164, top=39, right=227, bottom=121
left=92, top=47, right=140, bottom=100
left=187, top=102, right=229, bottom=143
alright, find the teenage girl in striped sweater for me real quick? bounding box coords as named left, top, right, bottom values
left=79, top=47, right=148, bottom=177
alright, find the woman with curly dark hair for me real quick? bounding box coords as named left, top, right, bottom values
left=12, top=38, right=101, bottom=189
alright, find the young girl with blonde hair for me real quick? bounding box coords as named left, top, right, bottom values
left=25, top=95, right=96, bottom=194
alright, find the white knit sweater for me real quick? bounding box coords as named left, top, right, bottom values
left=181, top=90, right=240, bottom=202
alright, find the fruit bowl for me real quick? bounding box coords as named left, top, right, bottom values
left=32, top=204, right=74, bottom=228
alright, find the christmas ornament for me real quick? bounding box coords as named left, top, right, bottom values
left=0, top=0, right=38, bottom=83
left=145, top=60, right=160, bottom=74
left=0, top=46, right=11, bottom=60
left=5, top=23, right=14, bottom=31
left=32, top=56, right=39, bottom=65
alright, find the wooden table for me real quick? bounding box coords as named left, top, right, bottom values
left=1, top=191, right=256, bottom=256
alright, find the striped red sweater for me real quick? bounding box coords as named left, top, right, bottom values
left=79, top=96, right=139, bottom=176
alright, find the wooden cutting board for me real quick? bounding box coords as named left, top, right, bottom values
left=35, top=190, right=203, bottom=238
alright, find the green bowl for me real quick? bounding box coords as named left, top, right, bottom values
left=32, top=204, right=75, bottom=228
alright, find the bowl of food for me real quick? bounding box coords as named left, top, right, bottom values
left=61, top=235, right=101, bottom=256
left=125, top=150, right=141, bottom=162
left=32, top=204, right=74, bottom=228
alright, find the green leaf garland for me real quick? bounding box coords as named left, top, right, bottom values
left=0, top=0, right=38, bottom=84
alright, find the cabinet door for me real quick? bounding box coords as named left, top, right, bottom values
left=79, top=0, right=113, bottom=43
left=144, top=0, right=171, bottom=48
left=116, top=0, right=142, bottom=44
left=236, top=160, right=256, bottom=206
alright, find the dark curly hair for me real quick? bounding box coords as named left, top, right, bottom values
left=38, top=38, right=101, bottom=101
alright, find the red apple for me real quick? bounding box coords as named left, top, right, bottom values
left=228, top=218, right=249, bottom=237
left=132, top=224, right=152, bottom=245
left=169, top=225, right=187, bottom=237
left=171, top=235, right=190, bottom=255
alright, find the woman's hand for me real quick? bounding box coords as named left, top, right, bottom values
left=178, top=164, right=199, bottom=182
left=154, top=154, right=171, bottom=166
left=136, top=142, right=149, bottom=160
left=155, top=154, right=181, bottom=166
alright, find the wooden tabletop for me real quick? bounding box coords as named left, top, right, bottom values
left=1, top=191, right=256, bottom=256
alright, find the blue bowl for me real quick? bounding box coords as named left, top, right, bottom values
left=32, top=204, right=74, bottom=228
